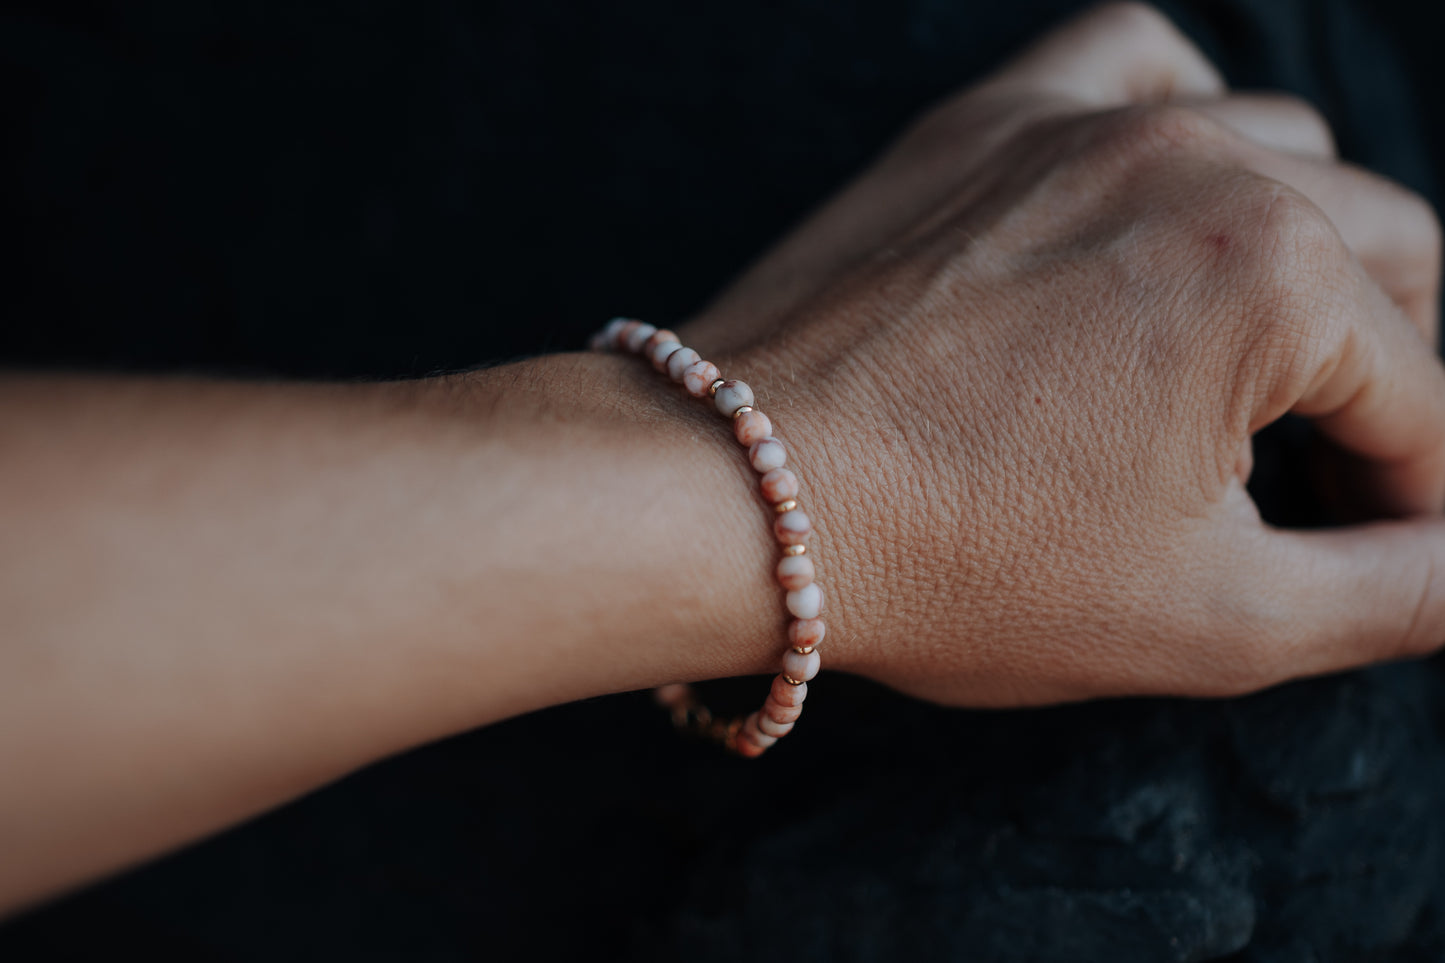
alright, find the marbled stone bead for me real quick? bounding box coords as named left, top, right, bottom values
left=650, top=339, right=683, bottom=372
left=615, top=320, right=643, bottom=351
left=776, top=554, right=814, bottom=591
left=750, top=438, right=787, bottom=473
left=786, top=583, right=823, bottom=619
left=770, top=675, right=808, bottom=707
left=789, top=618, right=826, bottom=649
left=782, top=647, right=821, bottom=683
left=653, top=683, right=690, bottom=708
left=757, top=714, right=795, bottom=738
left=762, top=698, right=804, bottom=726
left=666, top=346, right=701, bottom=382
left=733, top=409, right=772, bottom=447
left=600, top=317, right=630, bottom=348
left=742, top=712, right=779, bottom=749
left=759, top=467, right=799, bottom=504
left=713, top=380, right=755, bottom=417
left=682, top=359, right=721, bottom=398
left=774, top=508, right=811, bottom=545
left=733, top=733, right=767, bottom=758
left=623, top=322, right=657, bottom=353
left=643, top=328, right=678, bottom=354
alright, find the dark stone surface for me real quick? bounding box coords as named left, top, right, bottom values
left=1, top=0, right=1443, bottom=959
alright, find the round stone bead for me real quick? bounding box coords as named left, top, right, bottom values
left=776, top=554, right=814, bottom=591
left=682, top=360, right=721, bottom=398
left=653, top=683, right=690, bottom=708
left=757, top=714, right=794, bottom=738
left=770, top=675, right=808, bottom=707
left=733, top=734, right=767, bottom=758
left=643, top=328, right=678, bottom=354
left=750, top=438, right=787, bottom=473
left=742, top=712, right=778, bottom=749
left=759, top=467, right=799, bottom=504
left=733, top=409, right=772, bottom=446
left=786, top=583, right=823, bottom=619
left=782, top=647, right=821, bottom=683
left=762, top=698, right=804, bottom=726
left=789, top=618, right=826, bottom=648
left=599, top=317, right=630, bottom=348
left=713, top=380, right=755, bottom=417
left=666, top=346, right=701, bottom=382
left=774, top=508, right=812, bottom=545
left=650, top=339, right=683, bottom=372
left=623, top=322, right=657, bottom=353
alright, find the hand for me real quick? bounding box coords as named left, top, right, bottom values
left=681, top=2, right=1445, bottom=706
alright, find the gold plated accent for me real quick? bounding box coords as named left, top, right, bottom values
left=773, top=499, right=798, bottom=514
left=792, top=645, right=815, bottom=655
left=783, top=544, right=808, bottom=556
left=709, top=378, right=725, bottom=396
left=732, top=405, right=754, bottom=418
left=782, top=673, right=805, bottom=686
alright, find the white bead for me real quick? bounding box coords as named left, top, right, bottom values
left=781, top=647, right=821, bottom=683
left=713, top=380, right=755, bottom=417
left=786, top=583, right=823, bottom=619
left=624, top=323, right=657, bottom=353
left=650, top=339, right=682, bottom=370
left=749, top=438, right=787, bottom=473
left=666, top=346, right=700, bottom=381
left=757, top=714, right=794, bottom=738
left=600, top=317, right=629, bottom=348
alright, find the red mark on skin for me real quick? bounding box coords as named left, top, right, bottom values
left=1034, top=396, right=1043, bottom=405
left=1206, top=232, right=1231, bottom=253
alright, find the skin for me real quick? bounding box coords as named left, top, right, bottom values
left=1, top=1, right=1442, bottom=916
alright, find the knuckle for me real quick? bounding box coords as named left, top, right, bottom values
left=1082, top=103, right=1225, bottom=171
left=1084, top=2, right=1177, bottom=43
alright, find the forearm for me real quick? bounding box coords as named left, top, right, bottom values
left=0, top=353, right=779, bottom=912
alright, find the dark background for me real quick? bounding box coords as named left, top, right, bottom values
left=3, top=1, right=1445, bottom=959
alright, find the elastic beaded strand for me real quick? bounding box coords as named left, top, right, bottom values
left=595, top=319, right=823, bottom=757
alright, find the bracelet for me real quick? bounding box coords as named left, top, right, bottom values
left=589, top=317, right=824, bottom=757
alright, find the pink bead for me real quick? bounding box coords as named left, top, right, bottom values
left=786, top=583, right=823, bottom=619
left=733, top=409, right=772, bottom=446
left=682, top=360, right=721, bottom=398
left=790, top=618, right=826, bottom=648
left=759, top=468, right=799, bottom=503
left=763, top=697, right=804, bottom=725
left=750, top=438, right=787, bottom=473
left=616, top=320, right=643, bottom=351
left=776, top=554, right=814, bottom=590
left=650, top=338, right=683, bottom=372
left=782, top=647, right=821, bottom=683
left=774, top=508, right=811, bottom=545
left=643, top=329, right=678, bottom=354
left=770, top=675, right=808, bottom=707
left=742, top=711, right=778, bottom=748
left=623, top=322, right=657, bottom=353
left=757, top=714, right=794, bottom=738
left=653, top=683, right=690, bottom=708
left=733, top=735, right=767, bottom=758
left=666, top=346, right=700, bottom=381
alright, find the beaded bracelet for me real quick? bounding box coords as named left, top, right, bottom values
left=589, top=317, right=824, bottom=757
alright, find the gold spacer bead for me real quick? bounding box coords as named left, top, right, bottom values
left=773, top=499, right=798, bottom=514
left=709, top=378, right=726, bottom=396
left=781, top=673, right=805, bottom=686
left=732, top=405, right=754, bottom=419
left=783, top=544, right=808, bottom=556
left=792, top=645, right=815, bottom=656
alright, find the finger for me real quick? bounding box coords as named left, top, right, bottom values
left=1237, top=147, right=1442, bottom=345
left=1242, top=521, right=1445, bottom=683
left=990, top=2, right=1225, bottom=106
left=1191, top=93, right=1336, bottom=159
left=1289, top=261, right=1445, bottom=516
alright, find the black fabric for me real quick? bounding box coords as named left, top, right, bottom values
left=2, top=1, right=1444, bottom=959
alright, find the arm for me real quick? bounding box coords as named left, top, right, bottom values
left=0, top=357, right=783, bottom=913
left=5, top=0, right=1445, bottom=917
